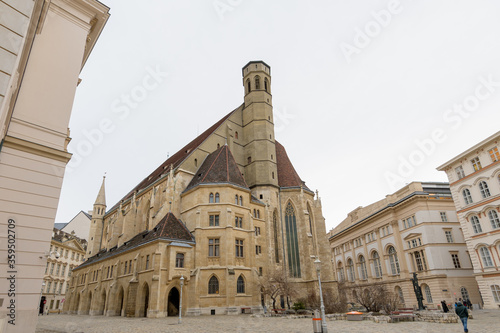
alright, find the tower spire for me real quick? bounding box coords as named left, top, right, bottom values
left=94, top=175, right=106, bottom=206
left=87, top=175, right=107, bottom=258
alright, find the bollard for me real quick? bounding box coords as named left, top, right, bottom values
left=312, top=309, right=322, bottom=333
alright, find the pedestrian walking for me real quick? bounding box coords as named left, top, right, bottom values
left=455, top=301, right=469, bottom=333
left=441, top=300, right=449, bottom=313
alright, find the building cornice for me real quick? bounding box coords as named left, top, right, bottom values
left=3, top=135, right=72, bottom=163
left=437, top=130, right=500, bottom=170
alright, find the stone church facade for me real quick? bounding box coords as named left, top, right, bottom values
left=63, top=61, right=334, bottom=317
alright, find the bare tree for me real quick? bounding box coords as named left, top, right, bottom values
left=347, top=284, right=387, bottom=312
left=259, top=268, right=297, bottom=310
left=380, top=291, right=400, bottom=314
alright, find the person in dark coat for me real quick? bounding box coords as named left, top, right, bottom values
left=455, top=301, right=469, bottom=332
left=441, top=300, right=449, bottom=313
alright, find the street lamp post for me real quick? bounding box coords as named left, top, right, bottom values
left=179, top=275, right=184, bottom=324
left=314, top=257, right=328, bottom=333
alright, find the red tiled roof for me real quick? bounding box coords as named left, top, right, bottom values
left=108, top=106, right=241, bottom=212
left=275, top=141, right=310, bottom=190
left=184, top=145, right=248, bottom=192
left=78, top=212, right=193, bottom=268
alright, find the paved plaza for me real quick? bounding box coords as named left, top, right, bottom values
left=36, top=310, right=500, bottom=333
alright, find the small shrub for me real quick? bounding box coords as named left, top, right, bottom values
left=292, top=301, right=305, bottom=311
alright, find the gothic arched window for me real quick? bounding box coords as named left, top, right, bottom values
left=285, top=202, right=301, bottom=278
left=209, top=193, right=214, bottom=203
left=208, top=276, right=219, bottom=294
left=246, top=79, right=251, bottom=93
left=237, top=275, right=245, bottom=294
left=264, top=78, right=269, bottom=92
left=273, top=210, right=279, bottom=263
left=255, top=75, right=260, bottom=90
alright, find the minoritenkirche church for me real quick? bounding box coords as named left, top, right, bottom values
left=64, top=61, right=334, bottom=317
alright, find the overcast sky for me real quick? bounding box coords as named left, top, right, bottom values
left=55, top=0, right=500, bottom=233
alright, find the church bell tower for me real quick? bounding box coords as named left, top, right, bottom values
left=87, top=176, right=106, bottom=258
left=241, top=61, right=278, bottom=189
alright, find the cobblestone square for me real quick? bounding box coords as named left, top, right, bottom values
left=36, top=310, right=500, bottom=333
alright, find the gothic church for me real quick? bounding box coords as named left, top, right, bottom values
left=64, top=61, right=334, bottom=317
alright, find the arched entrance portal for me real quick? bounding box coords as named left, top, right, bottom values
left=99, top=290, right=106, bottom=315
left=139, top=283, right=150, bottom=317
left=74, top=292, right=80, bottom=313
left=117, top=287, right=125, bottom=316
left=167, top=287, right=180, bottom=316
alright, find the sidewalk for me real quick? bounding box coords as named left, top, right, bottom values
left=36, top=309, right=500, bottom=333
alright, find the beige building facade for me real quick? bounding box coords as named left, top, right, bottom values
left=41, top=229, right=86, bottom=314
left=58, top=211, right=92, bottom=241
left=328, top=182, right=481, bottom=309
left=437, top=131, right=500, bottom=309
left=0, top=1, right=109, bottom=332
left=64, top=61, right=335, bottom=318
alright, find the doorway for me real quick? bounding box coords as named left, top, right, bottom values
left=167, top=287, right=180, bottom=316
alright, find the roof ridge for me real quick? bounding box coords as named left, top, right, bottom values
left=225, top=146, right=229, bottom=182
left=106, top=106, right=242, bottom=213
left=200, top=146, right=225, bottom=183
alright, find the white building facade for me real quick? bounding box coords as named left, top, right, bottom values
left=41, top=229, right=86, bottom=314
left=438, top=131, right=500, bottom=309
left=0, top=1, right=109, bottom=331
left=328, top=182, right=481, bottom=309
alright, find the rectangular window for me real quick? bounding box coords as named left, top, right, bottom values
left=235, top=216, right=242, bottom=228
left=209, top=214, right=220, bottom=227
left=440, top=212, right=448, bottom=222
left=451, top=253, right=461, bottom=268
left=128, top=260, right=132, bottom=274
left=71, top=251, right=75, bottom=260
left=455, top=166, right=465, bottom=179
left=176, top=253, right=184, bottom=268
left=471, top=157, right=482, bottom=171
left=46, top=281, right=52, bottom=293
left=56, top=264, right=61, bottom=276
left=124, top=262, right=128, bottom=274
left=61, top=265, right=66, bottom=277
left=403, top=216, right=417, bottom=229
left=50, top=263, right=55, bottom=274
left=45, top=262, right=49, bottom=275
left=255, top=245, right=262, bottom=255
left=58, top=283, right=63, bottom=294
left=259, top=267, right=263, bottom=276
left=208, top=238, right=220, bottom=257
left=255, top=226, right=260, bottom=236
left=235, top=239, right=244, bottom=258
left=415, top=252, right=424, bottom=271
left=445, top=230, right=454, bottom=243
left=146, top=255, right=150, bottom=270
left=489, top=147, right=500, bottom=162
left=53, top=282, right=58, bottom=293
